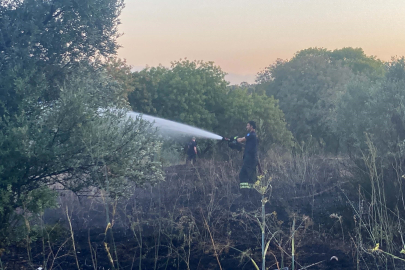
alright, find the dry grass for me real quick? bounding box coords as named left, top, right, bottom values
left=5, top=149, right=405, bottom=269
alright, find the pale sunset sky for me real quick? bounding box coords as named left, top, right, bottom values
left=117, top=0, right=405, bottom=84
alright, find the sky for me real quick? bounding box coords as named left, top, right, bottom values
left=117, top=0, right=405, bottom=84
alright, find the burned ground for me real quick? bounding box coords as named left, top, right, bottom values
left=2, top=154, right=404, bottom=270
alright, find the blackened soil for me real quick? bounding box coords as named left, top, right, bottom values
left=3, top=161, right=402, bottom=270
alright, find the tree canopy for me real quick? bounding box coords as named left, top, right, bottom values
left=0, top=0, right=163, bottom=244
left=0, top=0, right=124, bottom=117
left=128, top=60, right=228, bottom=131
left=336, top=58, right=405, bottom=159
left=126, top=60, right=293, bottom=151
left=256, top=47, right=385, bottom=152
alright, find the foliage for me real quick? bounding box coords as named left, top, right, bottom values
left=334, top=77, right=380, bottom=153
left=127, top=60, right=293, bottom=154
left=294, top=47, right=385, bottom=78
left=336, top=57, right=405, bottom=159
left=128, top=59, right=228, bottom=131
left=0, top=0, right=124, bottom=117
left=127, top=60, right=229, bottom=158
left=218, top=86, right=293, bottom=152
left=104, top=57, right=134, bottom=99
left=255, top=47, right=385, bottom=152
left=128, top=65, right=169, bottom=115
left=0, top=0, right=163, bottom=246
left=258, top=54, right=353, bottom=150
left=0, top=67, right=164, bottom=243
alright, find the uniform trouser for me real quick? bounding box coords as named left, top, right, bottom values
left=186, top=154, right=196, bottom=164
left=239, top=159, right=257, bottom=189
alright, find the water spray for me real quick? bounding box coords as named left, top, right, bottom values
left=127, top=111, right=223, bottom=140
left=127, top=111, right=244, bottom=152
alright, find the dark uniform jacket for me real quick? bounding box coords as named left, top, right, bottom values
left=187, top=140, right=197, bottom=156
left=243, top=131, right=257, bottom=165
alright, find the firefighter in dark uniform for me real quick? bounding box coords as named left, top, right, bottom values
left=186, top=137, right=197, bottom=165
left=237, top=121, right=258, bottom=190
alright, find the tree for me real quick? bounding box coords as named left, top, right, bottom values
left=128, top=66, right=169, bottom=115
left=104, top=57, right=134, bottom=99
left=127, top=60, right=293, bottom=156
left=334, top=77, right=380, bottom=154
left=0, top=66, right=164, bottom=244
left=336, top=57, right=405, bottom=158
left=0, top=0, right=124, bottom=117
left=294, top=47, right=385, bottom=78
left=258, top=54, right=353, bottom=150
left=0, top=0, right=164, bottom=245
left=218, top=86, right=293, bottom=153
left=256, top=47, right=385, bottom=152
left=128, top=59, right=228, bottom=131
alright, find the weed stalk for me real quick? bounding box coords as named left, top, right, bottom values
left=292, top=216, right=295, bottom=270
left=66, top=206, right=80, bottom=270
left=261, top=192, right=265, bottom=270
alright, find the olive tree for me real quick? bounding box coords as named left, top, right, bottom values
left=0, top=0, right=164, bottom=245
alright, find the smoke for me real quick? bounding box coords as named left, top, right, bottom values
left=127, top=111, right=223, bottom=140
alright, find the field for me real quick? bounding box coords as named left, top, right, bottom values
left=4, top=150, right=403, bottom=270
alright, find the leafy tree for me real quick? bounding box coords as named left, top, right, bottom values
left=0, top=66, right=164, bottom=244
left=0, top=0, right=164, bottom=245
left=128, top=66, right=169, bottom=115
left=334, top=77, right=381, bottom=154
left=218, top=86, right=293, bottom=152
left=293, top=47, right=385, bottom=77
left=258, top=54, right=353, bottom=150
left=256, top=47, right=385, bottom=152
left=128, top=59, right=228, bottom=131
left=127, top=60, right=292, bottom=156
left=104, top=57, right=134, bottom=99
left=228, top=82, right=258, bottom=94
left=0, top=0, right=124, bottom=117
left=336, top=57, right=405, bottom=158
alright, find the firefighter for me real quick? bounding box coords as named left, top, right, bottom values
left=237, top=121, right=258, bottom=190
left=186, top=137, right=197, bottom=165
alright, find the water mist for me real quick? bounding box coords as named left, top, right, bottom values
left=127, top=111, right=223, bottom=140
